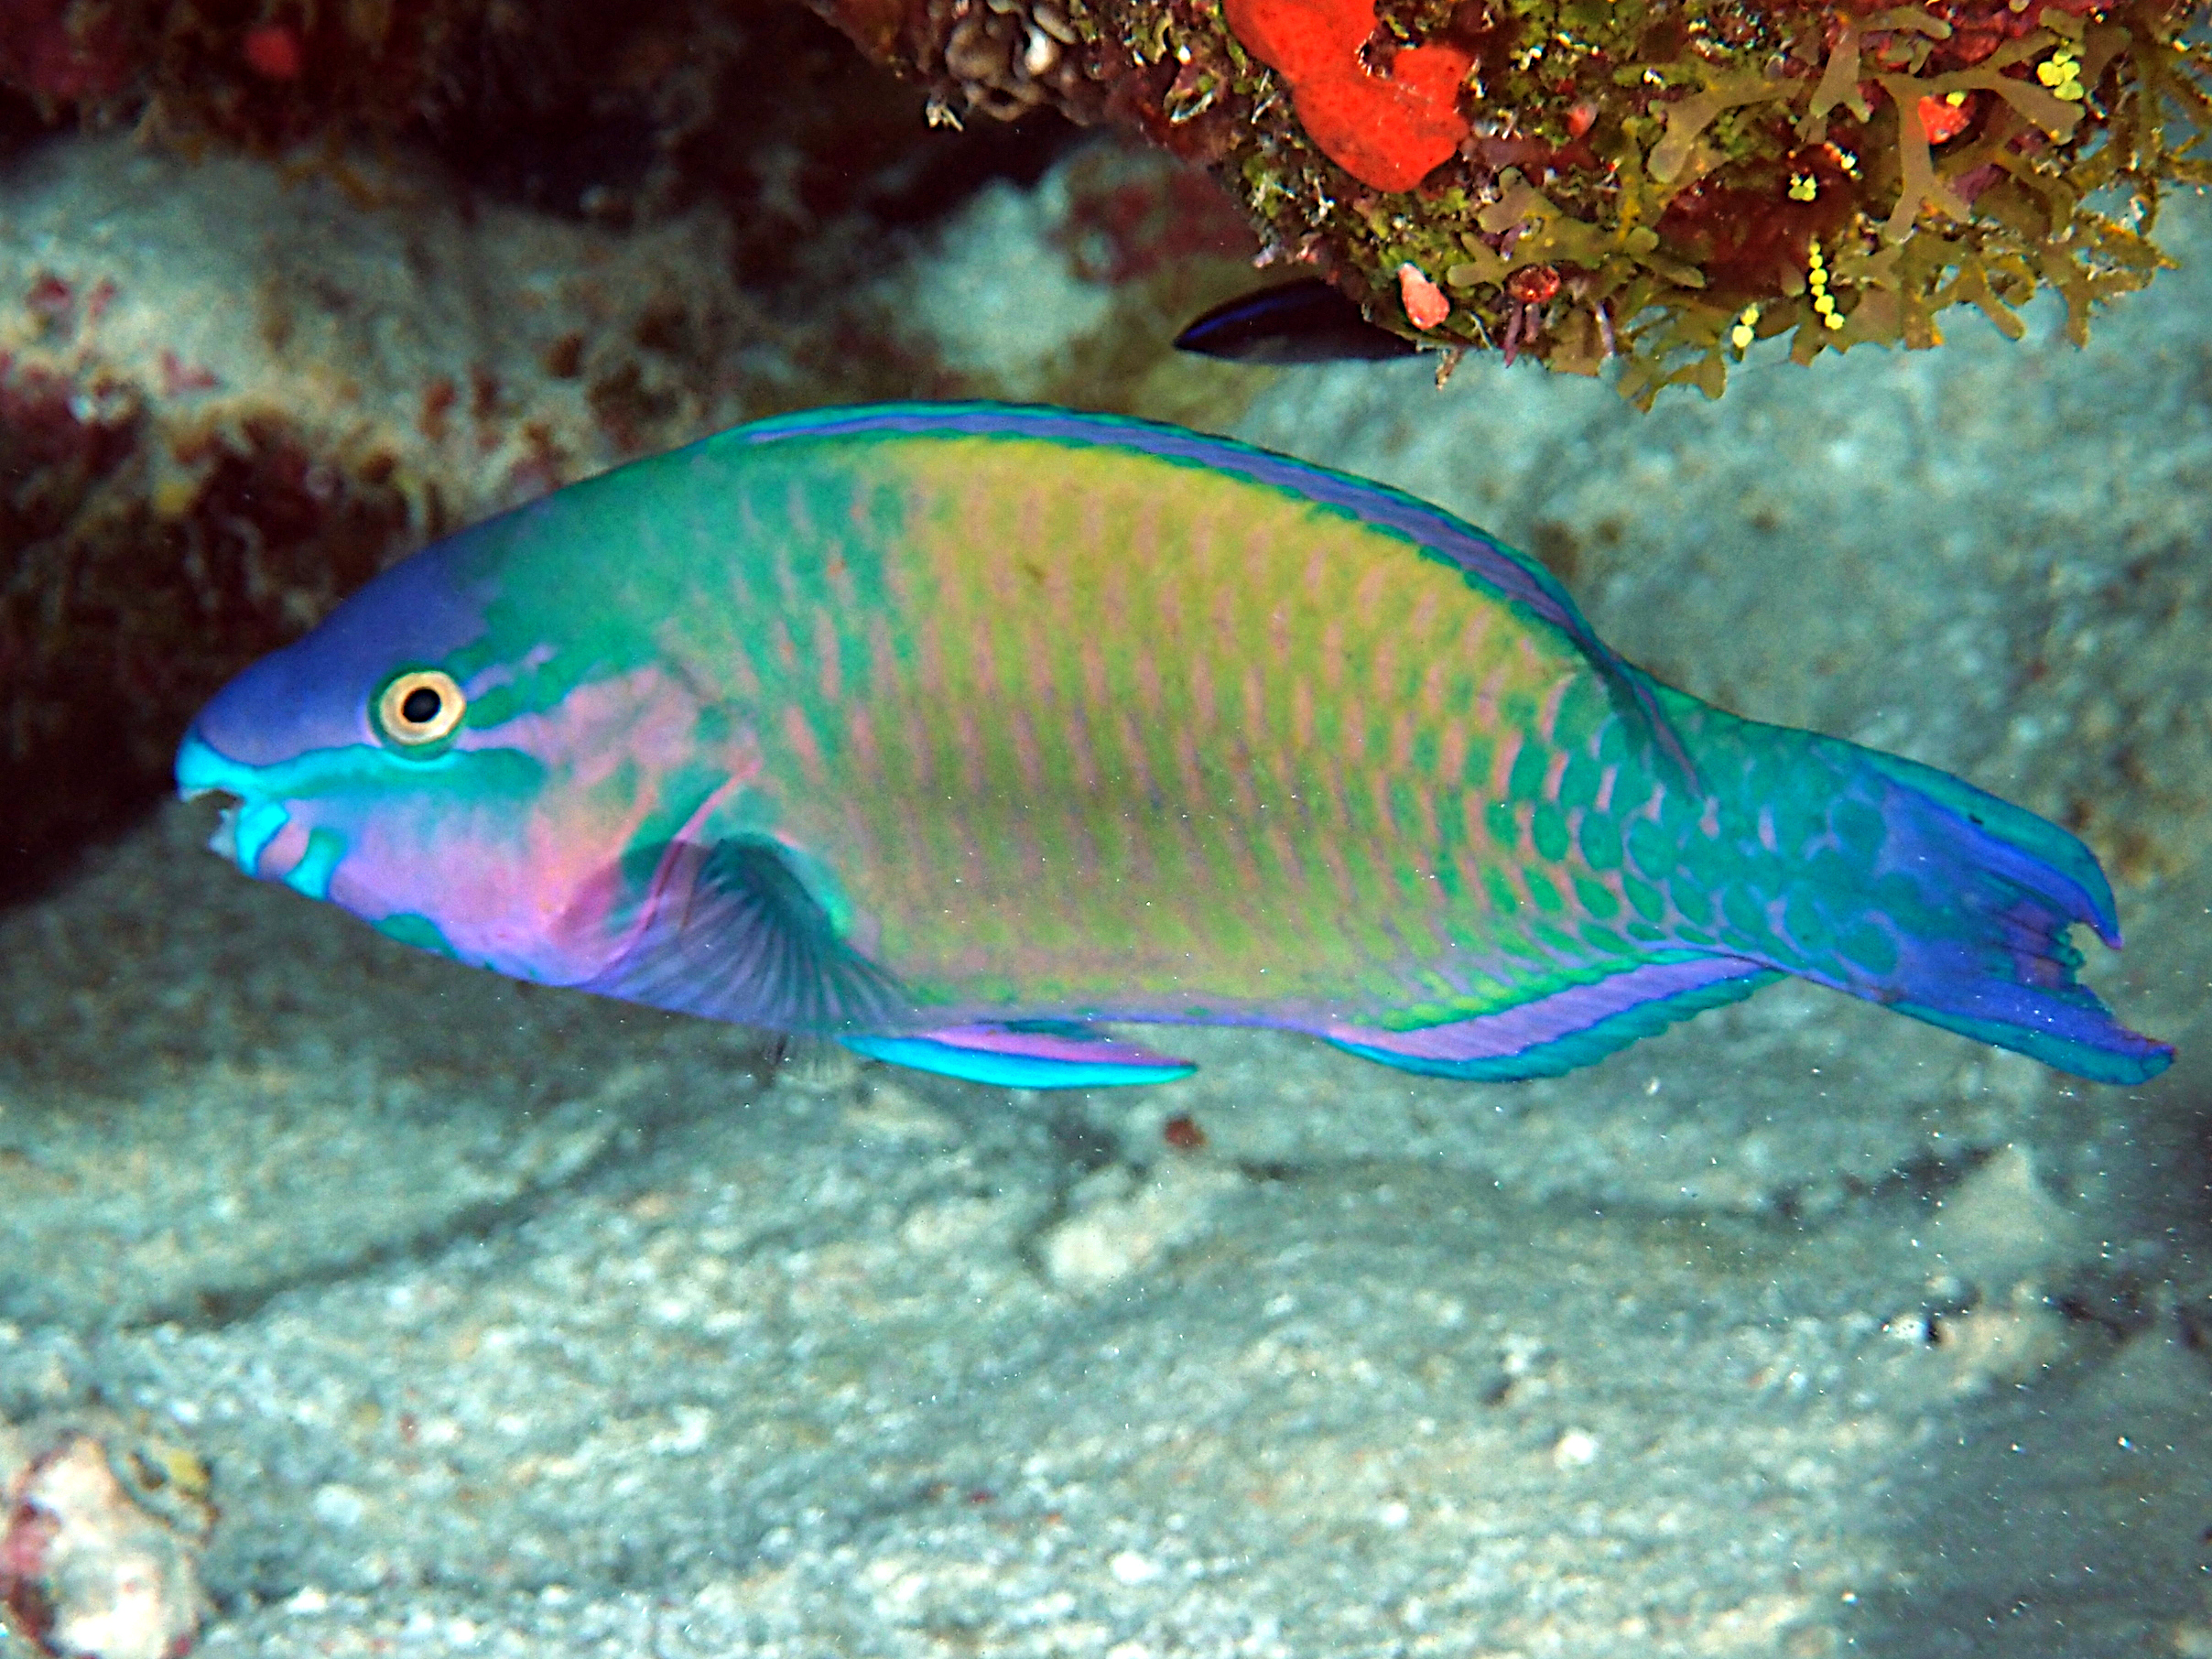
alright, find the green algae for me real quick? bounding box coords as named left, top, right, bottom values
left=1110, top=0, right=2211, bottom=403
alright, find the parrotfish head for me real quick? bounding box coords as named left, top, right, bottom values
left=175, top=526, right=756, bottom=987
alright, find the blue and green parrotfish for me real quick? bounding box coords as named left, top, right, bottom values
left=175, top=403, right=2173, bottom=1090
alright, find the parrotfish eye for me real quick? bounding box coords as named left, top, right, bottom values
left=374, top=668, right=466, bottom=748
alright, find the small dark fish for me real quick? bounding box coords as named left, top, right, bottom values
left=1173, top=277, right=1420, bottom=365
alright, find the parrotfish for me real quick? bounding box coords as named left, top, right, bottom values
left=175, top=403, right=2174, bottom=1090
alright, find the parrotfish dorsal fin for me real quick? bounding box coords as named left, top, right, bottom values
left=1603, top=660, right=1703, bottom=797
left=727, top=401, right=1700, bottom=792
left=584, top=837, right=908, bottom=1033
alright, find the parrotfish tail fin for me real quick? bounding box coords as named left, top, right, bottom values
left=1776, top=743, right=2173, bottom=1086
left=843, top=1023, right=1197, bottom=1089
left=1323, top=955, right=1783, bottom=1081
left=582, top=837, right=910, bottom=1033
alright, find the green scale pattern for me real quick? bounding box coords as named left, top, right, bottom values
left=533, top=428, right=1727, bottom=1030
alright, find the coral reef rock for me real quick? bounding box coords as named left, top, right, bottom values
left=0, top=135, right=770, bottom=892
left=813, top=0, right=2212, bottom=397
left=0, top=1417, right=214, bottom=1659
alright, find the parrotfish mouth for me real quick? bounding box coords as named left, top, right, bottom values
left=205, top=801, right=242, bottom=864
left=175, top=726, right=278, bottom=877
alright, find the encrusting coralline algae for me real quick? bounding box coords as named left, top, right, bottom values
left=815, top=0, right=2212, bottom=396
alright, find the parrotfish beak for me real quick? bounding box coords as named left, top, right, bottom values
left=173, top=724, right=233, bottom=800
left=176, top=724, right=286, bottom=878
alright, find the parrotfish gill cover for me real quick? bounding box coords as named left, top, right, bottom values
left=175, top=402, right=2173, bottom=1092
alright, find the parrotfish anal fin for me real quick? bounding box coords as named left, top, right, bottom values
left=583, top=838, right=907, bottom=1032
left=1324, top=955, right=1780, bottom=1081
left=842, top=1023, right=1197, bottom=1089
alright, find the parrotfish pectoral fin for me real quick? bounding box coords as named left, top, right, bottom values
left=842, top=1023, right=1198, bottom=1089
left=581, top=837, right=908, bottom=1032
left=1323, top=955, right=1782, bottom=1081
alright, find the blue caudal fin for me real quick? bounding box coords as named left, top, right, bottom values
left=1887, top=1000, right=2169, bottom=1086
left=1702, top=723, right=2178, bottom=1088
left=1832, top=749, right=2174, bottom=1086
left=843, top=1022, right=1198, bottom=1089
left=1321, top=954, right=1781, bottom=1081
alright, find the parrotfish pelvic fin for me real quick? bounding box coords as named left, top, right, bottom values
left=842, top=1024, right=1198, bottom=1089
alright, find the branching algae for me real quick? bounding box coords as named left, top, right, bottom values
left=811, top=0, right=2212, bottom=400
